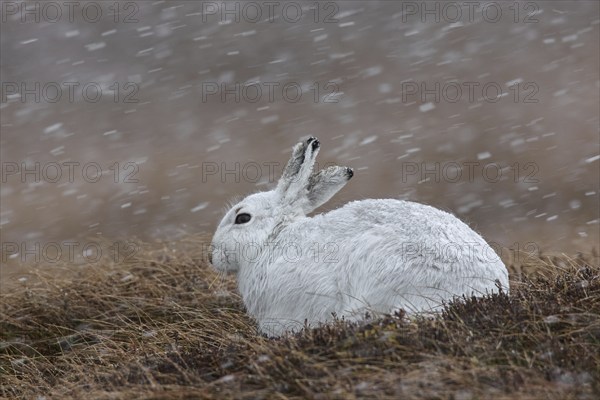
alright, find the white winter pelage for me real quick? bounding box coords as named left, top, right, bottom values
left=211, top=137, right=509, bottom=336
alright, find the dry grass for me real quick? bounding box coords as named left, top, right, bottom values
left=1, top=238, right=599, bottom=399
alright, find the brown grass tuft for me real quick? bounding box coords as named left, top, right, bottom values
left=1, top=240, right=599, bottom=399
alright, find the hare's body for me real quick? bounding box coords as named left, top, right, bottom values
left=211, top=137, right=509, bottom=336
left=239, top=199, right=507, bottom=335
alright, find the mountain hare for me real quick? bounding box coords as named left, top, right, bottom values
left=211, top=137, right=509, bottom=336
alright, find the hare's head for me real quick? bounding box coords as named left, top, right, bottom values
left=210, top=137, right=353, bottom=273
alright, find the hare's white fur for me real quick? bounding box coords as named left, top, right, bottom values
left=211, top=138, right=509, bottom=336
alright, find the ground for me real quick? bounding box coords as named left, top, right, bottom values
left=1, top=238, right=598, bottom=399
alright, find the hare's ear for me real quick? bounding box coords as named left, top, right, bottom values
left=276, top=137, right=320, bottom=203
left=304, top=166, right=353, bottom=213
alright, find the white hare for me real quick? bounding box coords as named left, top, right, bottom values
left=211, top=137, right=509, bottom=336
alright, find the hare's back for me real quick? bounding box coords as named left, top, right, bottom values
left=321, top=199, right=484, bottom=243
left=317, top=199, right=508, bottom=306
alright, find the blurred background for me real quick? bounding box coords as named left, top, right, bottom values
left=1, top=1, right=599, bottom=277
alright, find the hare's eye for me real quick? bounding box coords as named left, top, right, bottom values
left=235, top=213, right=251, bottom=224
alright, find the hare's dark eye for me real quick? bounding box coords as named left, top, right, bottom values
left=235, top=213, right=251, bottom=224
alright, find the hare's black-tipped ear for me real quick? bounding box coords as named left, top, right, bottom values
left=304, top=166, right=353, bottom=213
left=276, top=137, right=320, bottom=202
